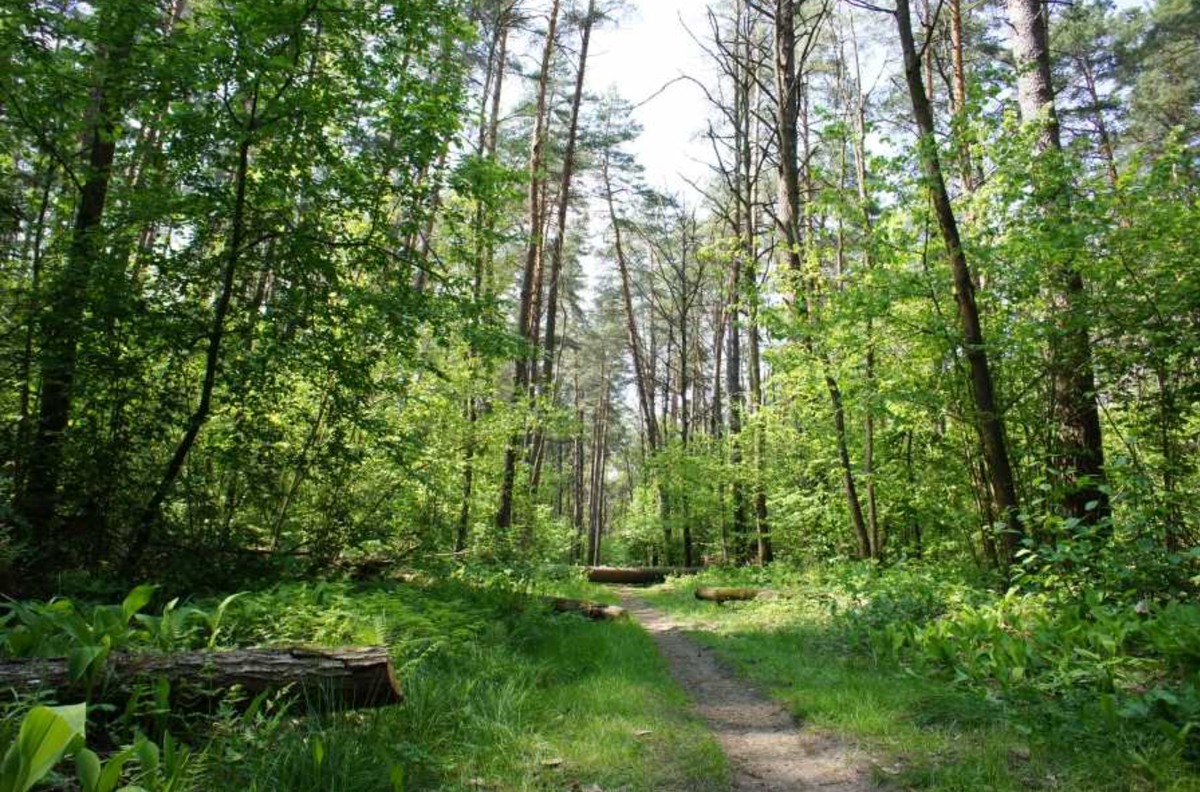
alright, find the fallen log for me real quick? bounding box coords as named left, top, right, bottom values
left=0, top=646, right=402, bottom=711
left=584, top=566, right=702, bottom=584
left=694, top=587, right=778, bottom=603
left=548, top=597, right=627, bottom=621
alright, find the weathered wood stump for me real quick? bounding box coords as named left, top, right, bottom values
left=0, top=646, right=402, bottom=711
left=549, top=597, right=627, bottom=620
left=584, top=566, right=701, bottom=584
left=694, top=587, right=777, bottom=603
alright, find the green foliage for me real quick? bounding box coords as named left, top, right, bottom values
left=0, top=704, right=86, bottom=792
left=196, top=576, right=725, bottom=790
left=647, top=566, right=1200, bottom=789
left=0, top=586, right=243, bottom=662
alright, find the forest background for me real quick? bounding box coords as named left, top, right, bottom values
left=1, top=0, right=1200, bottom=786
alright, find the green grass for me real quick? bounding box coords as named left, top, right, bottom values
left=640, top=570, right=1200, bottom=792
left=198, top=577, right=728, bottom=791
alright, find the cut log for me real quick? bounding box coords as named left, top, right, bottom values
left=584, top=566, right=701, bottom=584
left=694, top=587, right=777, bottom=603
left=0, top=646, right=402, bottom=711
left=549, top=597, right=627, bottom=620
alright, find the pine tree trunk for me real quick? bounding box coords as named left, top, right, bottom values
left=895, top=0, right=1024, bottom=563
left=22, top=3, right=144, bottom=549
left=498, top=0, right=561, bottom=534
left=1007, top=0, right=1109, bottom=526
left=0, top=647, right=402, bottom=711
left=542, top=0, right=596, bottom=387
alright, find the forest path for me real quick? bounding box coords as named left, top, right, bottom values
left=616, top=588, right=876, bottom=792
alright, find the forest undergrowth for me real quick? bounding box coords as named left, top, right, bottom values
left=643, top=560, right=1200, bottom=792
left=0, top=569, right=728, bottom=791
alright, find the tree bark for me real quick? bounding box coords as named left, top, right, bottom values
left=548, top=597, right=626, bottom=620
left=22, top=3, right=144, bottom=546
left=542, top=0, right=596, bottom=387
left=498, top=0, right=562, bottom=533
left=584, top=566, right=700, bottom=584
left=603, top=155, right=661, bottom=450
left=695, top=586, right=776, bottom=602
left=949, top=0, right=976, bottom=192
left=125, top=88, right=260, bottom=574
left=895, top=0, right=1024, bottom=562
left=776, top=0, right=868, bottom=558
left=460, top=5, right=514, bottom=555
left=0, top=647, right=402, bottom=711
left=1006, top=0, right=1109, bottom=525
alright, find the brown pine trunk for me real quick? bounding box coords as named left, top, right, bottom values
left=776, top=0, right=868, bottom=558
left=460, top=5, right=513, bottom=555
left=515, top=0, right=561, bottom=390
left=14, top=168, right=54, bottom=499
left=498, top=0, right=561, bottom=533
left=1007, top=0, right=1109, bottom=525
left=949, top=0, right=976, bottom=192
left=22, top=5, right=144, bottom=546
left=603, top=154, right=660, bottom=450
left=895, top=0, right=1024, bottom=562
left=542, top=0, right=596, bottom=387
left=849, top=37, right=883, bottom=557
left=573, top=368, right=586, bottom=561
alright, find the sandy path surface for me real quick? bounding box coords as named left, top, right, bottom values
left=617, top=589, right=876, bottom=792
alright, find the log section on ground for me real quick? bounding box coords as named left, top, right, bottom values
left=584, top=566, right=702, bottom=584
left=548, top=597, right=627, bottom=620
left=694, top=587, right=778, bottom=603
left=0, top=646, right=402, bottom=711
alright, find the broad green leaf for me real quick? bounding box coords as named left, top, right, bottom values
left=4, top=704, right=87, bottom=792
left=121, top=586, right=158, bottom=624
left=134, top=739, right=159, bottom=776
left=76, top=748, right=102, bottom=792
left=68, top=645, right=108, bottom=682
left=96, top=747, right=133, bottom=792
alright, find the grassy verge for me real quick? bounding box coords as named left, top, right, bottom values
left=200, top=576, right=728, bottom=791
left=641, top=568, right=1200, bottom=792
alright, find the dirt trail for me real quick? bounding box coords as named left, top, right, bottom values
left=617, top=589, right=875, bottom=792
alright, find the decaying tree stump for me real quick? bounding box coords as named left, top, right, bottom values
left=0, top=646, right=402, bottom=711
left=694, top=587, right=777, bottom=603
left=548, top=597, right=627, bottom=620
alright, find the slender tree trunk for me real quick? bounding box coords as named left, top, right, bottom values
left=542, top=0, right=595, bottom=387
left=14, top=167, right=54, bottom=499
left=498, top=0, right=562, bottom=533
left=949, top=0, right=976, bottom=192
left=459, top=5, right=513, bottom=555
left=849, top=40, right=883, bottom=557
left=1078, top=58, right=1119, bottom=189
left=572, top=369, right=585, bottom=561
left=777, top=0, right=867, bottom=557
left=126, top=92, right=259, bottom=573
left=515, top=0, right=561, bottom=391
left=726, top=258, right=748, bottom=563
left=1007, top=0, right=1108, bottom=526
left=603, top=154, right=660, bottom=450
left=22, top=5, right=143, bottom=546
left=895, top=0, right=1024, bottom=562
